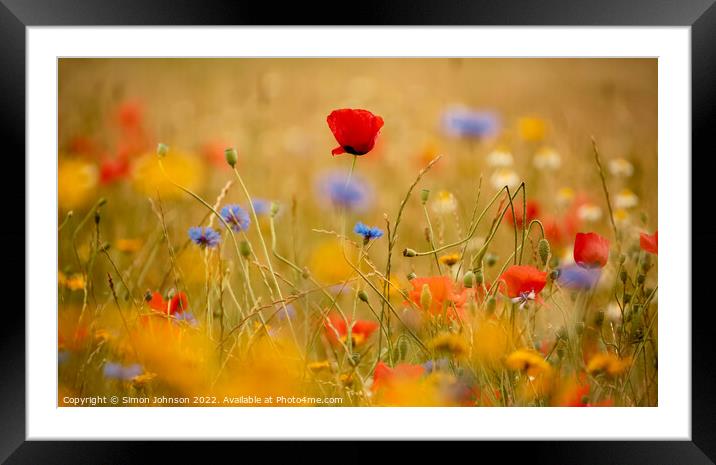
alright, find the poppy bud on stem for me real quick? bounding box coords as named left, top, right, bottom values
left=156, top=143, right=169, bottom=158
left=407, top=272, right=416, bottom=281
left=403, top=248, right=417, bottom=257
left=420, top=189, right=430, bottom=205
left=357, top=290, right=369, bottom=303
left=225, top=147, right=238, bottom=168
left=463, top=271, right=475, bottom=288
left=538, top=238, right=550, bottom=266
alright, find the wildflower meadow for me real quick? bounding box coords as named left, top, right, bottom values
left=58, top=59, right=657, bottom=407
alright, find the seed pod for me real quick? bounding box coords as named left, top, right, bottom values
left=420, top=189, right=430, bottom=205
left=270, top=202, right=280, bottom=217
left=225, top=147, right=238, bottom=167
left=474, top=268, right=484, bottom=285
left=463, top=271, right=475, bottom=288
left=407, top=271, right=417, bottom=281
left=485, top=253, right=498, bottom=267
left=538, top=238, right=551, bottom=265
left=239, top=240, right=251, bottom=258
left=156, top=143, right=169, bottom=158
left=620, top=270, right=628, bottom=284
left=486, top=296, right=496, bottom=315
left=403, top=248, right=417, bottom=257
left=357, top=290, right=369, bottom=303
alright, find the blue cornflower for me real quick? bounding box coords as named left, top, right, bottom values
left=103, top=362, right=143, bottom=380
left=557, top=264, right=601, bottom=290
left=174, top=311, right=198, bottom=327
left=188, top=226, right=221, bottom=248
left=354, top=222, right=384, bottom=242
left=251, top=198, right=271, bottom=216
left=316, top=171, right=372, bottom=212
left=276, top=304, right=296, bottom=321
left=441, top=106, right=500, bottom=139
left=220, top=204, right=251, bottom=232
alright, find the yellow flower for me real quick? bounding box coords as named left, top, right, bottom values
left=586, top=353, right=631, bottom=377
left=556, top=187, right=575, bottom=206
left=309, top=239, right=358, bottom=284
left=58, top=159, right=98, bottom=210
left=438, top=253, right=460, bottom=267
left=505, top=349, right=552, bottom=377
left=131, top=372, right=157, bottom=389
left=116, top=238, right=143, bottom=253
left=518, top=117, right=547, bottom=142
left=431, top=190, right=458, bottom=215
left=613, top=208, right=631, bottom=227
left=58, top=271, right=85, bottom=291
left=428, top=332, right=469, bottom=358
left=472, top=318, right=513, bottom=369
left=132, top=150, right=204, bottom=199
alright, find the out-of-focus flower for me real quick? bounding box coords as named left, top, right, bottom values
left=58, top=159, right=98, bottom=210
left=612, top=208, right=631, bottom=227
left=586, top=353, right=631, bottom=377
left=605, top=302, right=623, bottom=323
left=431, top=190, right=458, bottom=215
left=518, top=116, right=547, bottom=142
left=316, top=171, right=373, bottom=212
left=533, top=146, right=561, bottom=171
left=99, top=157, right=131, bottom=185
left=251, top=198, right=272, bottom=216
left=614, top=188, right=639, bottom=209
left=557, top=263, right=601, bottom=290
left=324, top=313, right=379, bottom=346
left=577, top=203, right=603, bottom=222
left=58, top=271, right=86, bottom=291
left=116, top=238, right=143, bottom=253
left=505, top=200, right=540, bottom=228
left=173, top=311, right=198, bottom=327
left=490, top=168, right=521, bottom=190
left=574, top=232, right=610, bottom=268
left=220, top=204, right=251, bottom=232
left=505, top=349, right=552, bottom=377
left=354, top=222, right=384, bottom=242
left=148, top=291, right=189, bottom=316
left=132, top=150, right=204, bottom=199
left=309, top=239, right=359, bottom=284
left=406, top=276, right=467, bottom=318
left=472, top=318, right=513, bottom=369
left=441, top=106, right=500, bottom=139
left=640, top=230, right=658, bottom=255
left=103, top=362, right=143, bottom=380
left=115, top=100, right=144, bottom=131
left=201, top=140, right=233, bottom=169
left=556, top=187, right=575, bottom=207
left=486, top=146, right=513, bottom=167
left=608, top=158, right=634, bottom=177
left=438, top=253, right=460, bottom=267
left=372, top=361, right=425, bottom=393
left=498, top=265, right=548, bottom=300
left=428, top=332, right=468, bottom=357
left=188, top=226, right=221, bottom=249
left=327, top=108, right=384, bottom=156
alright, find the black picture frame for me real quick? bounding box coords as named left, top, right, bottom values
left=2, top=1, right=713, bottom=462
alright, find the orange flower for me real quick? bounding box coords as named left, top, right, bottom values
left=148, top=291, right=189, bottom=316
left=498, top=265, right=547, bottom=299
left=406, top=276, right=467, bottom=317
left=323, top=313, right=379, bottom=346
left=372, top=361, right=425, bottom=393
left=640, top=230, right=658, bottom=255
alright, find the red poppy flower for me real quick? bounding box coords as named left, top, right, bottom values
left=573, top=232, right=610, bottom=268
left=324, top=313, right=379, bottom=346
left=498, top=265, right=548, bottom=298
left=506, top=200, right=540, bottom=228
left=372, top=361, right=425, bottom=393
left=148, top=291, right=188, bottom=315
left=99, top=157, right=130, bottom=185
left=116, top=100, right=144, bottom=131
left=327, top=109, right=384, bottom=156
left=640, top=230, right=658, bottom=255
left=406, top=276, right=467, bottom=317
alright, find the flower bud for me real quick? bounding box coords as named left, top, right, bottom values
left=485, top=296, right=497, bottom=315
left=474, top=268, right=484, bottom=285
left=463, top=271, right=475, bottom=288
left=357, top=290, right=369, bottom=303
left=549, top=269, right=560, bottom=281
left=156, top=143, right=169, bottom=158
left=270, top=202, right=280, bottom=217
left=420, top=284, right=432, bottom=312
left=620, top=270, right=628, bottom=284
left=407, top=271, right=416, bottom=281
left=403, top=248, right=417, bottom=257
left=636, top=274, right=646, bottom=285
left=97, top=197, right=108, bottom=207
left=485, top=252, right=498, bottom=267
left=619, top=254, right=626, bottom=265
left=538, top=238, right=551, bottom=265
left=239, top=240, right=251, bottom=258
left=225, top=147, right=238, bottom=167
left=420, top=189, right=430, bottom=205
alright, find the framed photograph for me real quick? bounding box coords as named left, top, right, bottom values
left=3, top=0, right=713, bottom=462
